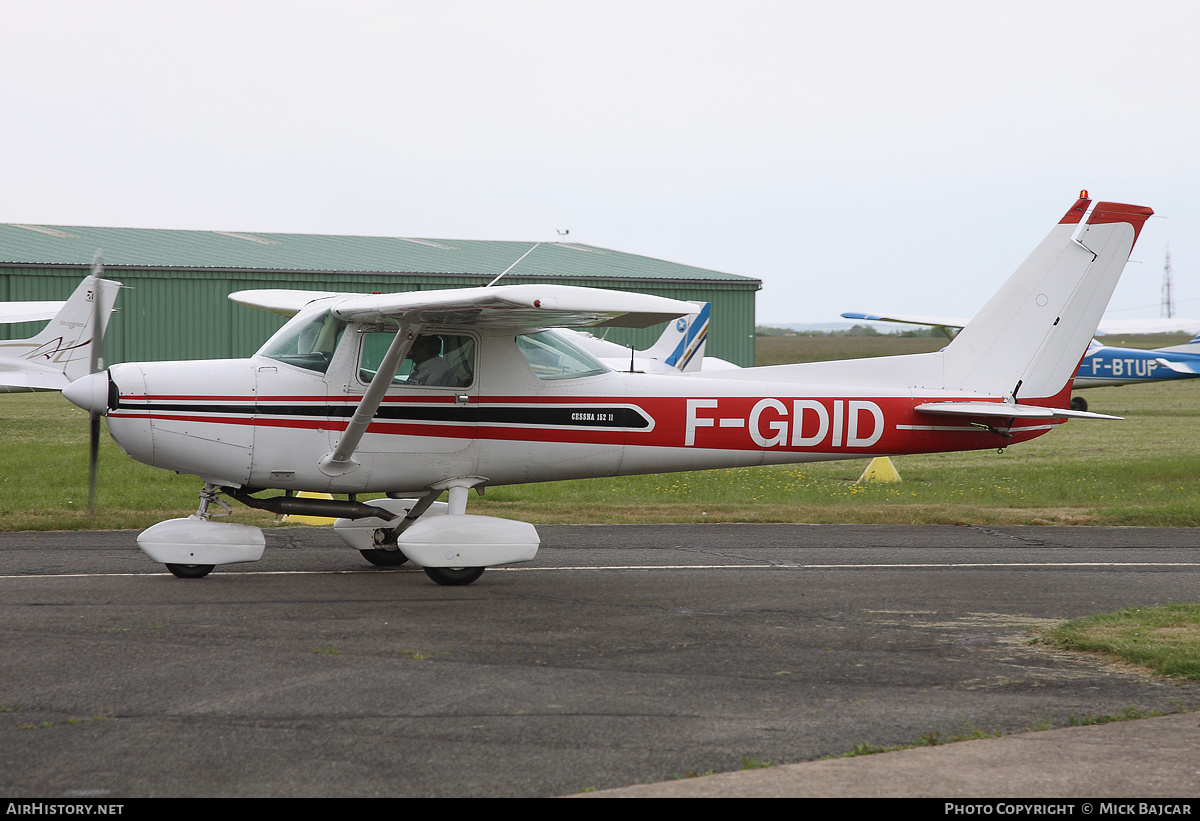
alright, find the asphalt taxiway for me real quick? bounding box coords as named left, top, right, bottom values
left=1, top=523, right=1198, bottom=798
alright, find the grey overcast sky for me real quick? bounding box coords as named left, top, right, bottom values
left=2, top=0, right=1196, bottom=325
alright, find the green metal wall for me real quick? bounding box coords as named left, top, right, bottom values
left=0, top=267, right=758, bottom=367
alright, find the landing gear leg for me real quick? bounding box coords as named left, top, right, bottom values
left=358, top=518, right=411, bottom=567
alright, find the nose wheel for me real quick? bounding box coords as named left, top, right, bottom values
left=359, top=548, right=410, bottom=567
left=166, top=563, right=215, bottom=579
left=423, top=566, right=485, bottom=586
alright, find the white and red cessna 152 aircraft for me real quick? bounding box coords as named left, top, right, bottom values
left=64, top=193, right=1151, bottom=584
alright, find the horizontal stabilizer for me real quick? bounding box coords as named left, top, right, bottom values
left=915, top=401, right=1122, bottom=421
left=1155, top=357, right=1199, bottom=375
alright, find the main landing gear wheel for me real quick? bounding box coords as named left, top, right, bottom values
left=1070, top=395, right=1088, bottom=412
left=360, top=548, right=410, bottom=567
left=165, top=563, right=215, bottom=579
left=423, top=566, right=485, bottom=586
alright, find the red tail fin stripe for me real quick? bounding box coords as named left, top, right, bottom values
left=1087, top=201, right=1155, bottom=247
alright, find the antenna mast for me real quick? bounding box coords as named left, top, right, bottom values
left=1161, top=247, right=1175, bottom=318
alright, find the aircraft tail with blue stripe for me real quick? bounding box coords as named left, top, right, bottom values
left=645, top=302, right=710, bottom=373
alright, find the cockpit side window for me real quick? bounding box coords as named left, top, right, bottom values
left=259, top=309, right=347, bottom=374
left=359, top=332, right=475, bottom=388
left=516, top=330, right=608, bottom=380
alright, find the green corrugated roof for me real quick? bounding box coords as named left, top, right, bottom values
left=0, top=223, right=757, bottom=285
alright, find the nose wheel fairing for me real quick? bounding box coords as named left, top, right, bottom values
left=137, top=515, right=266, bottom=568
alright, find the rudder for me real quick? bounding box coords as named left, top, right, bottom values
left=941, top=195, right=1152, bottom=402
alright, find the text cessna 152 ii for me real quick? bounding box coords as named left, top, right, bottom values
left=63, top=193, right=1151, bottom=584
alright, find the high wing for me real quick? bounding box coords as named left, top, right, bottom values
left=236, top=287, right=715, bottom=371
left=329, top=284, right=692, bottom=330
left=1095, top=318, right=1200, bottom=336
left=233, top=283, right=694, bottom=330
left=230, top=289, right=348, bottom=317
left=1150, top=332, right=1200, bottom=355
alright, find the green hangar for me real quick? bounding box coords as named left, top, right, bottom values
left=0, top=224, right=760, bottom=366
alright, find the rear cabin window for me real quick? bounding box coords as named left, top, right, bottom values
left=516, top=331, right=608, bottom=380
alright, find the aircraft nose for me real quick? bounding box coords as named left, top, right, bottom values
left=63, top=371, right=110, bottom=416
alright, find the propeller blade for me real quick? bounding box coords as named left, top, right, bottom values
left=87, top=250, right=105, bottom=520
left=88, top=407, right=101, bottom=517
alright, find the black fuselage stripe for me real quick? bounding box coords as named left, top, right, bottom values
left=114, top=401, right=652, bottom=429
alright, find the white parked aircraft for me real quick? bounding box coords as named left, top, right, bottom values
left=64, top=194, right=1151, bottom=584
left=0, top=300, right=65, bottom=325
left=0, top=273, right=121, bottom=393
left=563, top=301, right=739, bottom=374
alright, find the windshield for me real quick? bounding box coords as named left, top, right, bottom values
left=258, top=308, right=347, bottom=374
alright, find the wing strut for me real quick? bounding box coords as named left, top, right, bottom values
left=318, top=322, right=420, bottom=476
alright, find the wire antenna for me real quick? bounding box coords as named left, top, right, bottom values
left=487, top=242, right=541, bottom=287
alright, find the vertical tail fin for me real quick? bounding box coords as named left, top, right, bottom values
left=645, top=302, right=711, bottom=373
left=0, top=275, right=122, bottom=389
left=942, top=195, right=1153, bottom=402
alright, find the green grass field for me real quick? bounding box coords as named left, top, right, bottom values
left=2, top=334, right=1197, bottom=530
left=1038, top=603, right=1200, bottom=681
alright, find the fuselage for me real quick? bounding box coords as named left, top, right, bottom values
left=95, top=317, right=1061, bottom=494
left=1073, top=340, right=1200, bottom=388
